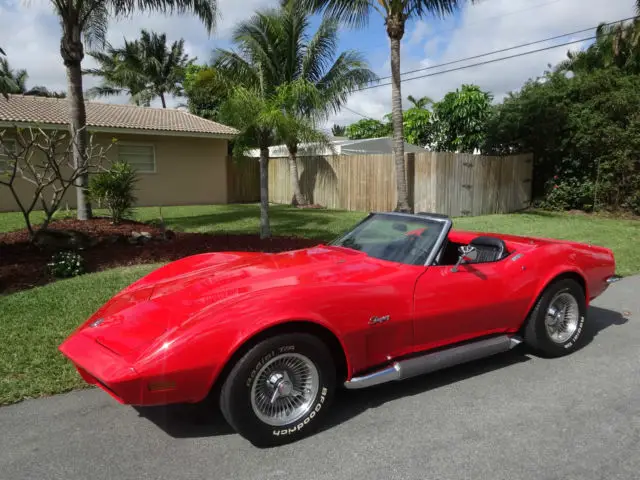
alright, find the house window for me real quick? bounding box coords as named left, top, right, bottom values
left=117, top=143, right=156, bottom=173
left=0, top=139, right=16, bottom=174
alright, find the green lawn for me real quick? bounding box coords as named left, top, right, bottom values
left=0, top=204, right=365, bottom=241
left=0, top=264, right=158, bottom=405
left=0, top=205, right=638, bottom=405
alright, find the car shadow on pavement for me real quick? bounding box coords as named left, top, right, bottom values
left=134, top=305, right=626, bottom=440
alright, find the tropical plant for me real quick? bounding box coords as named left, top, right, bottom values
left=51, top=0, right=218, bottom=221
left=302, top=0, right=476, bottom=212
left=215, top=1, right=375, bottom=207
left=85, top=29, right=195, bottom=108
left=88, top=161, right=139, bottom=224
left=0, top=56, right=28, bottom=94
left=331, top=124, right=346, bottom=136
left=0, top=47, right=11, bottom=99
left=558, top=2, right=640, bottom=75
left=407, top=94, right=433, bottom=109
left=219, top=83, right=321, bottom=238
left=431, top=84, right=493, bottom=153
left=345, top=118, right=391, bottom=139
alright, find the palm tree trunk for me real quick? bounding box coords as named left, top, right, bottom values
left=259, top=145, right=271, bottom=239
left=287, top=143, right=307, bottom=206
left=388, top=16, right=411, bottom=213
left=160, top=92, right=167, bottom=108
left=61, top=30, right=92, bottom=221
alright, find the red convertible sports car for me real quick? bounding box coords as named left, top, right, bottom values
left=59, top=212, right=619, bottom=447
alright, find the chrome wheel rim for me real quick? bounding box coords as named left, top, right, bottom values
left=545, top=292, right=580, bottom=343
left=250, top=353, right=319, bottom=427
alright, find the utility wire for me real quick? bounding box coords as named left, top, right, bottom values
left=355, top=34, right=596, bottom=92
left=374, top=15, right=638, bottom=83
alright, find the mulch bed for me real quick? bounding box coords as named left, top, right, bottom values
left=0, top=218, right=321, bottom=295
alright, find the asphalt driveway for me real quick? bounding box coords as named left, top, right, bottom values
left=1, top=277, right=638, bottom=480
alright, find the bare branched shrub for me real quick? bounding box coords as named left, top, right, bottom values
left=0, top=126, right=112, bottom=239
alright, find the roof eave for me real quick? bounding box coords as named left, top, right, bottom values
left=0, top=121, right=238, bottom=140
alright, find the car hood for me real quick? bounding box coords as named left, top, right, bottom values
left=79, top=245, right=382, bottom=357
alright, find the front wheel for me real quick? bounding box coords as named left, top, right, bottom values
left=524, top=278, right=587, bottom=357
left=219, top=333, right=336, bottom=447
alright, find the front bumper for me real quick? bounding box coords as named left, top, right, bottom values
left=59, top=331, right=213, bottom=406
left=59, top=332, right=143, bottom=404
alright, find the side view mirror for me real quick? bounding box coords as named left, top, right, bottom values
left=451, top=245, right=478, bottom=272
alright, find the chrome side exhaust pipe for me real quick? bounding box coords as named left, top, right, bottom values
left=344, top=335, right=522, bottom=390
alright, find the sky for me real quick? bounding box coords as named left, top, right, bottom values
left=0, top=0, right=636, bottom=129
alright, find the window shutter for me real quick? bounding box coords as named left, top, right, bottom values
left=118, top=144, right=155, bottom=172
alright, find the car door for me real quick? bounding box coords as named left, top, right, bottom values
left=411, top=260, right=519, bottom=352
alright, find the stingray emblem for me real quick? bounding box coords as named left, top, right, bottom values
left=369, top=315, right=390, bottom=325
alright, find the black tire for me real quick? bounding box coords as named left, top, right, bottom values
left=524, top=278, right=587, bottom=357
left=219, top=333, right=336, bottom=447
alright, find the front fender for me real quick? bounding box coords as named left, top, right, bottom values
left=137, top=285, right=358, bottom=403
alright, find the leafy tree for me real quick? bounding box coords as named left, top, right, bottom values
left=215, top=1, right=375, bottom=207
left=331, top=124, right=346, bottom=136
left=484, top=67, right=640, bottom=213
left=345, top=118, right=391, bottom=139
left=182, top=64, right=227, bottom=120
left=402, top=107, right=432, bottom=147
left=0, top=56, right=27, bottom=94
left=407, top=94, right=433, bottom=109
left=431, top=84, right=493, bottom=153
left=85, top=29, right=194, bottom=108
left=302, top=0, right=477, bottom=213
left=51, top=0, right=218, bottom=221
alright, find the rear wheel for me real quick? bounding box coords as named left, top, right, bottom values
left=524, top=278, right=587, bottom=357
left=219, top=333, right=336, bottom=447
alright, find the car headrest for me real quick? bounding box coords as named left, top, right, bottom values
left=468, top=236, right=508, bottom=262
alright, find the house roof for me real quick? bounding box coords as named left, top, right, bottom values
left=0, top=95, right=238, bottom=139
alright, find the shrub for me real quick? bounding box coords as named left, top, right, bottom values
left=89, top=162, right=139, bottom=224
left=538, top=177, right=596, bottom=211
left=47, top=251, right=85, bottom=278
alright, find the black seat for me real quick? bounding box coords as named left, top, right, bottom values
left=468, top=236, right=508, bottom=263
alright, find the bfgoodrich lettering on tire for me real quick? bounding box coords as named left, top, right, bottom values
left=219, top=333, right=336, bottom=447
left=524, top=278, right=587, bottom=357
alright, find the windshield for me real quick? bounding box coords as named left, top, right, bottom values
left=330, top=213, right=449, bottom=266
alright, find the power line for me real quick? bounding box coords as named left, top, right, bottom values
left=374, top=15, right=638, bottom=83
left=341, top=105, right=373, bottom=119
left=355, top=34, right=598, bottom=93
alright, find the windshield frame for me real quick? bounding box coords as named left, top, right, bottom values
left=329, top=212, right=452, bottom=266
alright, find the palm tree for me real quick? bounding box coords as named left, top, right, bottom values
left=215, top=1, right=375, bottom=206
left=51, top=1, right=217, bottom=221
left=407, top=94, right=433, bottom=109
left=85, top=30, right=194, bottom=108
left=0, top=56, right=28, bottom=94
left=302, top=0, right=475, bottom=212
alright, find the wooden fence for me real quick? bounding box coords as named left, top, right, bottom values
left=229, top=152, right=533, bottom=217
